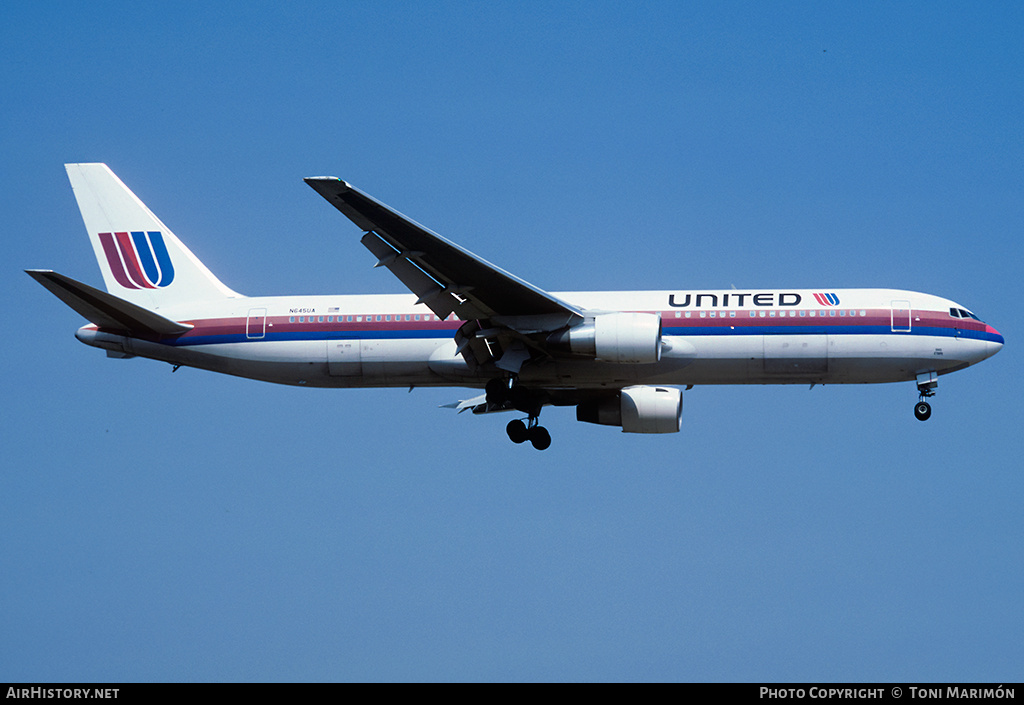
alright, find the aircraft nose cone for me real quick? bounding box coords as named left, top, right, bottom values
left=978, top=324, right=1004, bottom=362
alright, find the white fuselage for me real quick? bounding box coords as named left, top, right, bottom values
left=76, top=287, right=1005, bottom=391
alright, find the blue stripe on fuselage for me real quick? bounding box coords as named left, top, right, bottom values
left=169, top=327, right=458, bottom=346
left=663, top=324, right=1000, bottom=342
left=164, top=322, right=1001, bottom=347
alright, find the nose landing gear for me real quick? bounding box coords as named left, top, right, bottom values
left=914, top=399, right=932, bottom=421
left=914, top=371, right=937, bottom=421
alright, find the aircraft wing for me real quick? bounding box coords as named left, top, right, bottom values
left=304, top=177, right=582, bottom=326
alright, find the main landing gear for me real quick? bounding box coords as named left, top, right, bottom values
left=487, top=377, right=552, bottom=450
left=506, top=418, right=552, bottom=450
left=914, top=371, right=937, bottom=421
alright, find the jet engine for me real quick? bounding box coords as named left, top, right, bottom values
left=548, top=312, right=662, bottom=364
left=576, top=385, right=682, bottom=434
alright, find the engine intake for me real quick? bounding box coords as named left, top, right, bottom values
left=576, top=385, right=682, bottom=434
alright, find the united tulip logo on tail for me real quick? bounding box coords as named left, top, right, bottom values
left=99, top=231, right=175, bottom=289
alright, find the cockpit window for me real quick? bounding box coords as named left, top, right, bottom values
left=950, top=307, right=982, bottom=322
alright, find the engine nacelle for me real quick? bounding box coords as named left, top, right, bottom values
left=550, top=312, right=662, bottom=364
left=576, top=385, right=682, bottom=434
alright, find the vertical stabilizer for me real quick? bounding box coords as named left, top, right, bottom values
left=65, top=163, right=241, bottom=309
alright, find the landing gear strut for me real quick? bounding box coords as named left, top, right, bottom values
left=915, top=371, right=937, bottom=421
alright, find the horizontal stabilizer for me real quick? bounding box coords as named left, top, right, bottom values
left=25, top=269, right=193, bottom=337
left=440, top=393, right=515, bottom=415
left=440, top=393, right=488, bottom=411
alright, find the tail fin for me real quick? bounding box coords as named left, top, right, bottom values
left=65, top=163, right=241, bottom=309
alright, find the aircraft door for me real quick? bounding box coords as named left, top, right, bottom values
left=246, top=308, right=267, bottom=339
left=763, top=334, right=829, bottom=374
left=891, top=300, right=912, bottom=333
left=358, top=339, right=387, bottom=378
left=328, top=340, right=362, bottom=376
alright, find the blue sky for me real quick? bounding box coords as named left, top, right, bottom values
left=2, top=1, right=1021, bottom=682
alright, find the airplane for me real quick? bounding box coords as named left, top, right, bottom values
left=28, top=164, right=1004, bottom=450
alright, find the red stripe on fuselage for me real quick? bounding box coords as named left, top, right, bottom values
left=170, top=308, right=981, bottom=342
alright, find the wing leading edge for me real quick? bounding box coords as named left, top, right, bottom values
left=304, top=177, right=582, bottom=327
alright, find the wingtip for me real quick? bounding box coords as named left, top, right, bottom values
left=304, top=176, right=355, bottom=195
